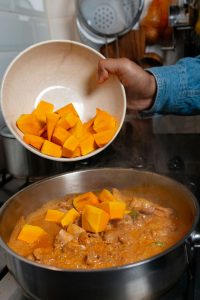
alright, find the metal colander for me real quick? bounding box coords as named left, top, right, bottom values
left=77, top=0, right=144, bottom=37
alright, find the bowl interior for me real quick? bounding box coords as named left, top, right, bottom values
left=1, top=40, right=126, bottom=161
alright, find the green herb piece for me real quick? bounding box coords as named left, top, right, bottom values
left=153, top=241, right=165, bottom=247
left=129, top=210, right=139, bottom=219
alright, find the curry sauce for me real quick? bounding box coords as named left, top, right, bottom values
left=8, top=188, right=188, bottom=269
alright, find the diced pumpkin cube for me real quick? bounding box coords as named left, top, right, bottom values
left=73, top=192, right=99, bottom=212
left=82, top=205, right=109, bottom=233
left=79, top=133, right=96, bottom=156
left=17, top=224, right=48, bottom=244
left=93, top=109, right=116, bottom=133
left=56, top=103, right=79, bottom=117
left=33, top=100, right=54, bottom=124
left=83, top=118, right=95, bottom=133
left=23, top=134, right=45, bottom=150
left=41, top=140, right=62, bottom=157
left=46, top=112, right=60, bottom=141
left=98, top=201, right=125, bottom=220
left=62, top=135, right=79, bottom=157
left=93, top=129, right=115, bottom=147
left=61, top=208, right=80, bottom=228
left=16, top=114, right=44, bottom=136
left=99, top=189, right=116, bottom=202
left=45, top=209, right=65, bottom=223
left=71, top=146, right=81, bottom=158
left=69, top=119, right=84, bottom=139
left=52, top=126, right=71, bottom=146
left=57, top=112, right=79, bottom=130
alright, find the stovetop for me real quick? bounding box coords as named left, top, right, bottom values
left=1, top=112, right=200, bottom=300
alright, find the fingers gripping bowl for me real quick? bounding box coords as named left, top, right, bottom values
left=0, top=40, right=126, bottom=161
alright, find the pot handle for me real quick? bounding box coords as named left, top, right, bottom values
left=190, top=231, right=200, bottom=248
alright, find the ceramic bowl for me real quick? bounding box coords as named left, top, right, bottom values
left=1, top=40, right=126, bottom=161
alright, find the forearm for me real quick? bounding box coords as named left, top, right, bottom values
left=141, top=55, right=200, bottom=116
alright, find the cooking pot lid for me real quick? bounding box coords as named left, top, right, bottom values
left=0, top=125, right=15, bottom=139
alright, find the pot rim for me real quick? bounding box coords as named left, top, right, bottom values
left=0, top=167, right=199, bottom=273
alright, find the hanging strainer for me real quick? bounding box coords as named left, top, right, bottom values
left=76, top=0, right=144, bottom=56
left=77, top=0, right=144, bottom=37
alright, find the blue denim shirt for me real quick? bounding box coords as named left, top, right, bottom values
left=141, top=55, right=200, bottom=117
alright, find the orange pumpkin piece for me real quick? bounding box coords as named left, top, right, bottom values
left=56, top=103, right=79, bottom=117
left=52, top=126, right=71, bottom=146
left=71, top=146, right=81, bottom=158
left=60, top=208, right=80, bottom=228
left=17, top=224, right=48, bottom=244
left=69, top=119, right=84, bottom=140
left=73, top=192, right=99, bottom=212
left=16, top=114, right=44, bottom=136
left=99, top=189, right=116, bottom=202
left=93, top=109, right=116, bottom=133
left=82, top=205, right=109, bottom=233
left=45, top=209, right=65, bottom=223
left=93, top=129, right=115, bottom=147
left=41, top=140, right=62, bottom=158
left=79, top=133, right=96, bottom=156
left=62, top=135, right=79, bottom=157
left=46, top=112, right=60, bottom=141
left=57, top=112, right=79, bottom=130
left=23, top=134, right=45, bottom=150
left=83, top=118, right=95, bottom=133
left=98, top=201, right=125, bottom=220
left=33, top=100, right=54, bottom=124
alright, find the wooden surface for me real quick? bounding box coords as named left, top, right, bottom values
left=100, top=30, right=145, bottom=65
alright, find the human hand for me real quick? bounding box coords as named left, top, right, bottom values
left=98, top=58, right=156, bottom=111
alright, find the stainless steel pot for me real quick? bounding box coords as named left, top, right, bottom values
left=0, top=125, right=65, bottom=179
left=0, top=168, right=199, bottom=300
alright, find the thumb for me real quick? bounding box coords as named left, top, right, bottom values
left=98, top=58, right=124, bottom=83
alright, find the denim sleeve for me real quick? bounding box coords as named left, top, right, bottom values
left=141, top=55, right=200, bottom=117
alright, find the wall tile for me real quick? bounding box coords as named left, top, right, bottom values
left=0, top=12, right=49, bottom=51
left=11, top=0, right=46, bottom=16
left=45, top=0, right=76, bottom=18
left=0, top=0, right=13, bottom=12
left=0, top=12, right=34, bottom=50
left=49, top=16, right=76, bottom=40
left=32, top=16, right=50, bottom=42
